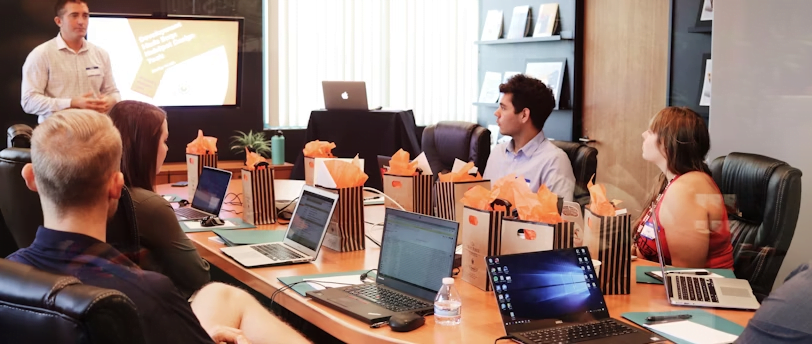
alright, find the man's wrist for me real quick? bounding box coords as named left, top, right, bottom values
left=61, top=98, right=74, bottom=110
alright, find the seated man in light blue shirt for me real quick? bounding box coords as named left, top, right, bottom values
left=483, top=74, right=576, bottom=201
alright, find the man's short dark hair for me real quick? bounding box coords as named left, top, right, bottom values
left=499, top=74, right=556, bottom=131
left=55, top=0, right=87, bottom=17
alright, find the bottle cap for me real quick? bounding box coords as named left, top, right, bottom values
left=276, top=130, right=284, bottom=136
left=443, top=277, right=454, bottom=285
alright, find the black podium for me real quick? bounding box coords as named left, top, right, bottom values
left=291, top=109, right=421, bottom=190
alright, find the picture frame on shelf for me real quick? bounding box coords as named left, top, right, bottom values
left=695, top=0, right=713, bottom=27
left=698, top=53, right=712, bottom=107
left=525, top=58, right=567, bottom=109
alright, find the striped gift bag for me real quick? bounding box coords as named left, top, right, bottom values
left=319, top=186, right=365, bottom=252
left=583, top=208, right=632, bottom=295
left=241, top=167, right=277, bottom=225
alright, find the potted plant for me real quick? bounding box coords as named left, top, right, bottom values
left=230, top=130, right=272, bottom=165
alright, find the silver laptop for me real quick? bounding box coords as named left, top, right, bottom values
left=220, top=185, right=338, bottom=268
left=651, top=209, right=760, bottom=310
left=322, top=81, right=373, bottom=110
left=175, top=167, right=232, bottom=220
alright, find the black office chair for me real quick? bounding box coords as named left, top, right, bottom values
left=551, top=140, right=598, bottom=206
left=421, top=121, right=491, bottom=175
left=0, top=259, right=144, bottom=343
left=710, top=152, right=802, bottom=301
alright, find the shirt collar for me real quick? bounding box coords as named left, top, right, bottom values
left=56, top=33, right=87, bottom=53
left=506, top=130, right=547, bottom=157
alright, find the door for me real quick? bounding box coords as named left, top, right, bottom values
left=581, top=0, right=671, bottom=218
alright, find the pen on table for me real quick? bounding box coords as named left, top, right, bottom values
left=666, top=271, right=710, bottom=276
left=645, top=314, right=692, bottom=323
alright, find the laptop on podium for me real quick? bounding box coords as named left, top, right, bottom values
left=322, top=81, right=381, bottom=110
left=307, top=208, right=459, bottom=324
left=220, top=185, right=338, bottom=267
left=486, top=249, right=662, bottom=344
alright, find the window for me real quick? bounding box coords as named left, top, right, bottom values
left=264, top=0, right=479, bottom=128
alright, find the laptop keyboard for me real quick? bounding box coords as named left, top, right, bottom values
left=676, top=275, right=719, bottom=303
left=251, top=244, right=305, bottom=261
left=519, top=319, right=637, bottom=344
left=175, top=207, right=208, bottom=219
left=343, top=284, right=431, bottom=313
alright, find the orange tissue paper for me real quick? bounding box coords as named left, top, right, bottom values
left=586, top=175, right=617, bottom=217
left=438, top=161, right=482, bottom=182
left=303, top=140, right=336, bottom=158
left=323, top=156, right=368, bottom=188
left=513, top=185, right=564, bottom=224
left=387, top=149, right=419, bottom=176
left=186, top=130, right=218, bottom=154
left=461, top=185, right=495, bottom=211
left=244, top=147, right=268, bottom=171
left=489, top=174, right=528, bottom=208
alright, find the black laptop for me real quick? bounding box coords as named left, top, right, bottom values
left=307, top=208, right=459, bottom=324
left=486, top=248, right=663, bottom=344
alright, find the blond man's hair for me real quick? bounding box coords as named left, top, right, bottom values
left=31, top=109, right=122, bottom=210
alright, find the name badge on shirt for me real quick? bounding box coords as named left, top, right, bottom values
left=85, top=66, right=101, bottom=77
left=640, top=220, right=656, bottom=240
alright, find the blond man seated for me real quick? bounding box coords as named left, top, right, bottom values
left=6, top=109, right=308, bottom=344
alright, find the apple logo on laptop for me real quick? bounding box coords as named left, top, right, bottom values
left=341, top=92, right=349, bottom=100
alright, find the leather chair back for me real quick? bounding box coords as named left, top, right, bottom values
left=421, top=121, right=491, bottom=175
left=0, top=147, right=140, bottom=261
left=0, top=147, right=42, bottom=248
left=0, top=259, right=144, bottom=343
left=710, top=152, right=802, bottom=300
left=7, top=124, right=33, bottom=149
left=550, top=140, right=598, bottom=206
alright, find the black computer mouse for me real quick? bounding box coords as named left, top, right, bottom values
left=201, top=216, right=225, bottom=227
left=388, top=312, right=425, bottom=332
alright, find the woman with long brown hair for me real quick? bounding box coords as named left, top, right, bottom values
left=634, top=106, right=734, bottom=269
left=108, top=100, right=210, bottom=297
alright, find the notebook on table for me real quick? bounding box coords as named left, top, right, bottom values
left=306, top=208, right=459, bottom=324
left=485, top=248, right=663, bottom=344
left=220, top=185, right=338, bottom=267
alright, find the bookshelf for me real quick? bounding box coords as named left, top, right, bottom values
left=475, top=0, right=583, bottom=142
left=666, top=0, right=713, bottom=123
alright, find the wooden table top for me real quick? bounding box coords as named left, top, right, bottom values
left=157, top=181, right=756, bottom=344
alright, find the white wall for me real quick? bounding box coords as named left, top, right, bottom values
left=710, top=0, right=812, bottom=289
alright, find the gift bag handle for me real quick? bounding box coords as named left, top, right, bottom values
left=490, top=199, right=512, bottom=214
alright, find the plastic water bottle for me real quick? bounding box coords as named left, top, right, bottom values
left=271, top=130, right=285, bottom=165
left=434, top=277, right=462, bottom=326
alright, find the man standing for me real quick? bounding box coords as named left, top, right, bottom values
left=483, top=74, right=576, bottom=201
left=21, top=0, right=119, bottom=123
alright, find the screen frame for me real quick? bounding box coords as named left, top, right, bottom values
left=191, top=166, right=233, bottom=215
left=282, top=185, right=338, bottom=256
left=87, top=12, right=245, bottom=109
left=375, top=208, right=460, bottom=301
left=487, top=247, right=611, bottom=334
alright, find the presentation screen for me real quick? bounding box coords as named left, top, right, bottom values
left=87, top=15, right=243, bottom=107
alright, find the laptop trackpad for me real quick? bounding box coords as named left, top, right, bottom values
left=719, top=286, right=752, bottom=298
left=332, top=296, right=366, bottom=308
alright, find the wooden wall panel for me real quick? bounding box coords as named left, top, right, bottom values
left=582, top=0, right=670, bottom=217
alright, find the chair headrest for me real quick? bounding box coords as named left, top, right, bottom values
left=7, top=124, right=33, bottom=149
left=713, top=152, right=788, bottom=223
left=0, top=147, right=32, bottom=164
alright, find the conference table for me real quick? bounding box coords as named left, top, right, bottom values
left=157, top=180, right=756, bottom=344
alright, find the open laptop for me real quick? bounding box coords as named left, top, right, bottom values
left=322, top=81, right=379, bottom=110
left=220, top=185, right=338, bottom=267
left=307, top=208, right=459, bottom=324
left=175, top=166, right=232, bottom=220
left=486, top=248, right=662, bottom=344
left=651, top=210, right=760, bottom=310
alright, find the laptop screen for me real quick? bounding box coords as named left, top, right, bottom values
left=191, top=167, right=232, bottom=215
left=285, top=188, right=336, bottom=251
left=487, top=248, right=609, bottom=333
left=377, top=209, right=459, bottom=299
